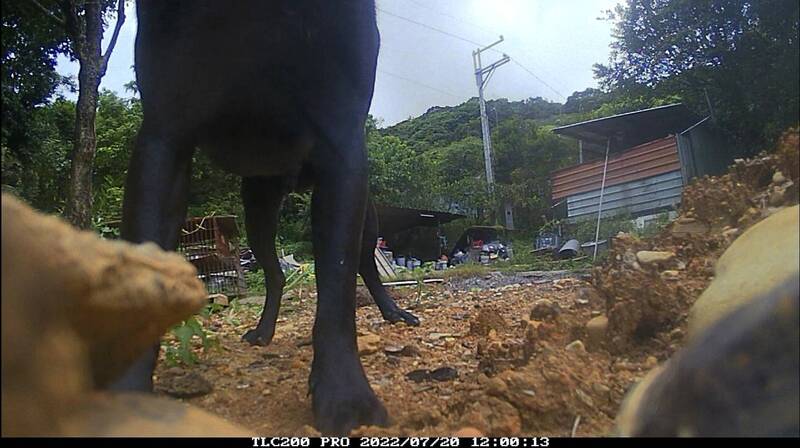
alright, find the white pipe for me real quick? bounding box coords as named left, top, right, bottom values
left=593, top=138, right=611, bottom=261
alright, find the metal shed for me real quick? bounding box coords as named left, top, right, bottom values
left=374, top=205, right=465, bottom=262
left=551, top=103, right=738, bottom=222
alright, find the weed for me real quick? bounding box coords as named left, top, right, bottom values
left=162, top=303, right=223, bottom=367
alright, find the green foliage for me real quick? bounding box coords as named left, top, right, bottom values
left=595, top=0, right=800, bottom=150
left=244, top=270, right=266, bottom=295
left=1, top=2, right=71, bottom=161
left=244, top=263, right=315, bottom=296
left=285, top=263, right=315, bottom=291
left=568, top=213, right=638, bottom=244
left=1, top=98, right=74, bottom=212
left=276, top=192, right=313, bottom=259
left=93, top=90, right=142, bottom=223
left=8, top=0, right=796, bottom=264
left=163, top=304, right=221, bottom=367
left=634, top=212, right=672, bottom=239
left=1, top=89, right=143, bottom=223
left=566, top=211, right=672, bottom=243
left=384, top=97, right=563, bottom=153
left=367, top=131, right=432, bottom=209
left=369, top=99, right=578, bottom=232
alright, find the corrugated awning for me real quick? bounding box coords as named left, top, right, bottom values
left=553, top=103, right=701, bottom=150
left=375, top=205, right=465, bottom=235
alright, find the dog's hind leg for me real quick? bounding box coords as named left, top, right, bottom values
left=241, top=176, right=287, bottom=347
left=359, top=197, right=419, bottom=326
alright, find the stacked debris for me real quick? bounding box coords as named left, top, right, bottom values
left=592, top=127, right=800, bottom=353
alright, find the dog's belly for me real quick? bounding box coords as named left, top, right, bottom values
left=196, top=116, right=315, bottom=178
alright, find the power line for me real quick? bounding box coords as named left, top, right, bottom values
left=379, top=7, right=567, bottom=101
left=398, top=0, right=565, bottom=92
left=390, top=1, right=569, bottom=97
left=377, top=69, right=467, bottom=100
left=403, top=0, right=500, bottom=38
left=510, top=58, right=566, bottom=100
left=377, top=7, right=488, bottom=48
left=504, top=45, right=571, bottom=94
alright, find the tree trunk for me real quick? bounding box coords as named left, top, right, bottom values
left=66, top=62, right=101, bottom=229
left=65, top=0, right=104, bottom=229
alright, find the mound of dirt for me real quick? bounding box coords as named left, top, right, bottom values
left=592, top=232, right=721, bottom=354
left=775, top=127, right=800, bottom=183
left=593, top=127, right=800, bottom=354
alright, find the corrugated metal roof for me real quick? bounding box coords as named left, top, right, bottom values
left=551, top=136, right=680, bottom=200
left=552, top=103, right=699, bottom=149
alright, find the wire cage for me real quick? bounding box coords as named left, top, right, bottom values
left=178, top=215, right=246, bottom=297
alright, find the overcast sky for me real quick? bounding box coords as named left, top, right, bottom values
left=56, top=0, right=620, bottom=126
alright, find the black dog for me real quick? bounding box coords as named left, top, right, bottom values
left=113, top=0, right=406, bottom=434
left=242, top=196, right=419, bottom=347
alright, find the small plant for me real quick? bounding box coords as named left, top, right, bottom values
left=163, top=303, right=221, bottom=366
left=411, top=267, right=427, bottom=301
left=632, top=212, right=672, bottom=238
left=245, top=263, right=315, bottom=296
left=244, top=270, right=266, bottom=295
left=284, top=263, right=315, bottom=292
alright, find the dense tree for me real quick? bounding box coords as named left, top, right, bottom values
left=22, top=0, right=128, bottom=229
left=562, top=88, right=609, bottom=115
left=367, top=107, right=579, bottom=232
left=492, top=117, right=578, bottom=230
left=1, top=98, right=73, bottom=213
left=384, top=97, right=564, bottom=153
left=1, top=2, right=70, bottom=176
left=93, top=90, right=140, bottom=225
left=595, top=0, right=800, bottom=149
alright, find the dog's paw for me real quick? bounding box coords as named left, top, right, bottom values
left=310, top=361, right=389, bottom=435
left=241, top=327, right=274, bottom=347
left=383, top=308, right=421, bottom=326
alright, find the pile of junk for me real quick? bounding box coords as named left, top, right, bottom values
left=533, top=231, right=607, bottom=260
left=376, top=238, right=427, bottom=271
left=448, top=226, right=513, bottom=266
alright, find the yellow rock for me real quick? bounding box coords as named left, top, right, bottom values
left=1, top=194, right=229, bottom=436
left=2, top=194, right=207, bottom=387
left=689, top=205, right=799, bottom=339
left=61, top=393, right=251, bottom=436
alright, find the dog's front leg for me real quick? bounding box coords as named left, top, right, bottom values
left=108, top=121, right=194, bottom=391
left=307, top=126, right=388, bottom=435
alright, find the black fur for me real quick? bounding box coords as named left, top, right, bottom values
left=112, top=0, right=417, bottom=434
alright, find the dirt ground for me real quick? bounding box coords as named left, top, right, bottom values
left=153, top=127, right=799, bottom=437
left=154, top=277, right=667, bottom=437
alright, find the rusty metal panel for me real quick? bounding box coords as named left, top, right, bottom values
left=551, top=136, right=680, bottom=201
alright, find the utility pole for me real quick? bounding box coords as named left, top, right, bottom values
left=473, top=36, right=510, bottom=225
